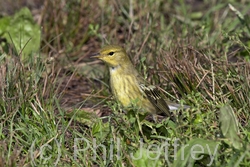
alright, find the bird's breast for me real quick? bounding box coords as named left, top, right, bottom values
left=110, top=70, right=141, bottom=107
left=109, top=67, right=156, bottom=113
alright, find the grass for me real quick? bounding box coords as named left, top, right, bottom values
left=0, top=0, right=250, bottom=166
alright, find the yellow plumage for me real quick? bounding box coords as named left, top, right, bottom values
left=94, top=45, right=187, bottom=122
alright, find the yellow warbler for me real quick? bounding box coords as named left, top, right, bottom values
left=94, top=45, right=188, bottom=122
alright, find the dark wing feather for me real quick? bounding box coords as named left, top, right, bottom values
left=139, top=84, right=176, bottom=122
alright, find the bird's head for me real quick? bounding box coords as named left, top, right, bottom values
left=93, top=45, right=131, bottom=68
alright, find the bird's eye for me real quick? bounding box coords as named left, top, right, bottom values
left=108, top=52, right=114, bottom=56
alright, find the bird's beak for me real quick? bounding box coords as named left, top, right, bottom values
left=91, top=52, right=101, bottom=59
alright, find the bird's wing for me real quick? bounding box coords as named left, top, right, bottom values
left=139, top=84, right=176, bottom=121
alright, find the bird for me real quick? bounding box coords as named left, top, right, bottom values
left=93, top=45, right=188, bottom=122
